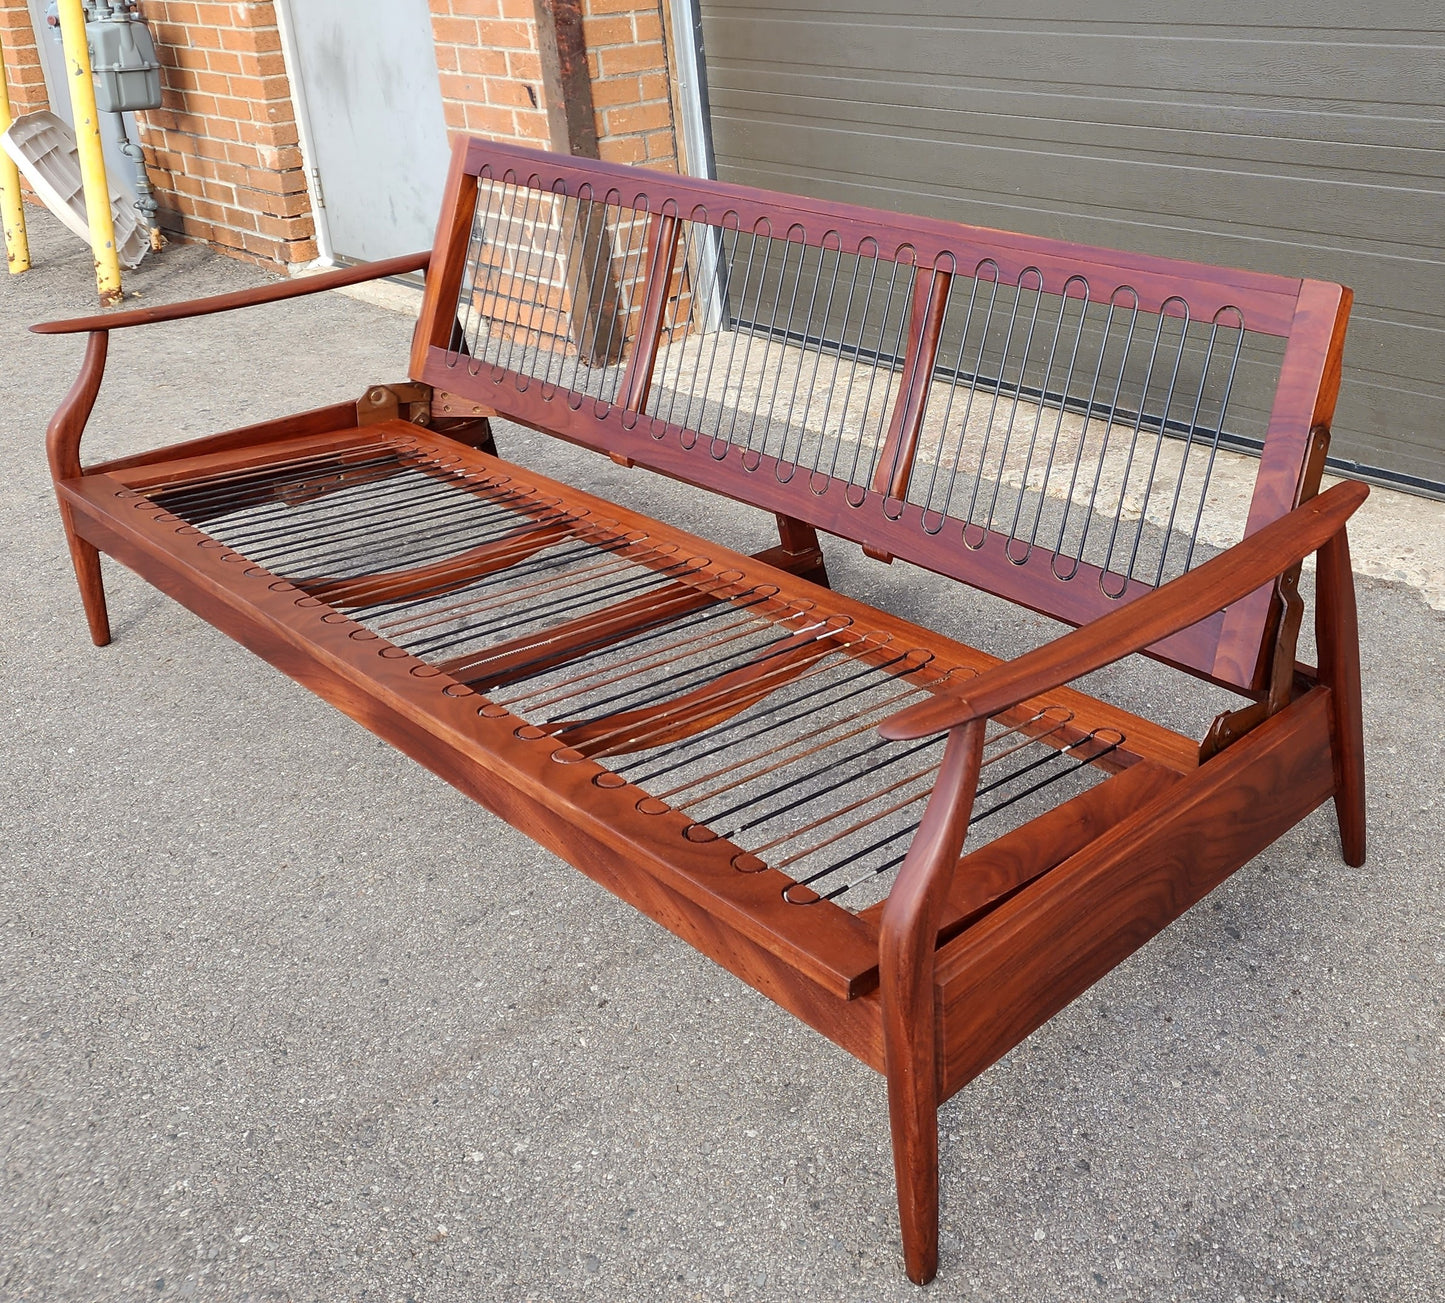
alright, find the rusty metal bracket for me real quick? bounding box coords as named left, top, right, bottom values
left=355, top=381, right=433, bottom=430
left=357, top=382, right=434, bottom=428
left=356, top=381, right=433, bottom=430
left=356, top=384, right=433, bottom=430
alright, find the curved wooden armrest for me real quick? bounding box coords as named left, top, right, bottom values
left=30, top=250, right=431, bottom=335
left=879, top=480, right=1370, bottom=741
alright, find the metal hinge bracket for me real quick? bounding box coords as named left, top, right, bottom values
left=357, top=382, right=433, bottom=428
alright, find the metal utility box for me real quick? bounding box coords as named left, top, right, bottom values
left=87, top=15, right=162, bottom=113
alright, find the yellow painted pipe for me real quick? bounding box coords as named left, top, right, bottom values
left=56, top=0, right=121, bottom=305
left=0, top=29, right=32, bottom=274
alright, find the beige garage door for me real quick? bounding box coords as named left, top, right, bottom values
left=695, top=0, right=1445, bottom=493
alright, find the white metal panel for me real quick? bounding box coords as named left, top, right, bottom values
left=282, top=0, right=451, bottom=263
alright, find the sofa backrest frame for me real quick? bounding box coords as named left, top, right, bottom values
left=408, top=136, right=1351, bottom=697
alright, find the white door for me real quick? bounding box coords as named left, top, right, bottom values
left=281, top=0, right=452, bottom=262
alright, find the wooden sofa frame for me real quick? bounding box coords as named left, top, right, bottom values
left=36, top=136, right=1366, bottom=1284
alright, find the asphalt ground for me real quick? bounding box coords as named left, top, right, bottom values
left=2, top=212, right=1442, bottom=1302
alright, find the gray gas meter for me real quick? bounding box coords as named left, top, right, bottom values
left=87, top=7, right=163, bottom=114
left=43, top=4, right=163, bottom=111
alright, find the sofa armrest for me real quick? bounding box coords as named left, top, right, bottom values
left=879, top=480, right=1369, bottom=741
left=37, top=252, right=432, bottom=483
left=31, top=251, right=430, bottom=335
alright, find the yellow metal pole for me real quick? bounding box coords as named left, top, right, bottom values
left=0, top=29, right=32, bottom=274
left=56, top=0, right=121, bottom=305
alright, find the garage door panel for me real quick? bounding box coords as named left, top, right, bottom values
left=726, top=0, right=1443, bottom=30
left=711, top=148, right=1445, bottom=330
left=709, top=83, right=1445, bottom=174
left=1337, top=317, right=1445, bottom=391
left=1334, top=389, right=1445, bottom=482
left=707, top=19, right=1443, bottom=109
left=711, top=117, right=1444, bottom=251
left=710, top=136, right=1445, bottom=321
left=699, top=3, right=1445, bottom=485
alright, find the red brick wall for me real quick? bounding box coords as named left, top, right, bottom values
left=0, top=2, right=49, bottom=119
left=428, top=0, right=552, bottom=146
left=137, top=0, right=316, bottom=265
left=427, top=0, right=677, bottom=166
left=430, top=1, right=682, bottom=363
left=584, top=0, right=675, bottom=168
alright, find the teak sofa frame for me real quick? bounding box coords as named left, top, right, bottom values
left=36, top=136, right=1366, bottom=1284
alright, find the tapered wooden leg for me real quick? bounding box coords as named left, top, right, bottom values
left=1316, top=527, right=1364, bottom=865
left=879, top=721, right=986, bottom=1284
left=60, top=504, right=111, bottom=646
left=45, top=329, right=112, bottom=646
left=884, top=990, right=941, bottom=1284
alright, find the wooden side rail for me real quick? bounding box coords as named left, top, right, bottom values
left=42, top=249, right=436, bottom=481
left=878, top=717, right=987, bottom=1283
left=880, top=480, right=1369, bottom=741
left=865, top=483, right=1366, bottom=1282
left=30, top=251, right=431, bottom=334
